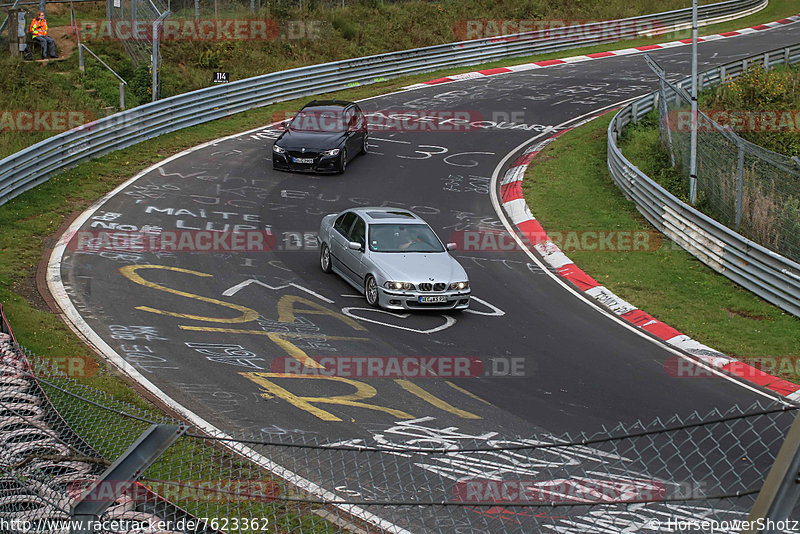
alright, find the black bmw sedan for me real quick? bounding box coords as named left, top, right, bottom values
left=272, top=100, right=368, bottom=174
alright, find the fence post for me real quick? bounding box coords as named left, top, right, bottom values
left=119, top=82, right=126, bottom=110
left=735, top=140, right=744, bottom=229
left=194, top=0, right=199, bottom=21
left=742, top=410, right=800, bottom=533
left=764, top=52, right=770, bottom=72
left=660, top=80, right=676, bottom=167
left=78, top=43, right=84, bottom=71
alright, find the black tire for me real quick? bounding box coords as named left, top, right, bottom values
left=364, top=275, right=379, bottom=308
left=338, top=149, right=348, bottom=174
left=360, top=134, right=368, bottom=154
left=320, top=243, right=333, bottom=273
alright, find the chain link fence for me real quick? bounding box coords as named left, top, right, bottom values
left=1, top=304, right=799, bottom=532
left=105, top=0, right=169, bottom=100
left=656, top=61, right=800, bottom=264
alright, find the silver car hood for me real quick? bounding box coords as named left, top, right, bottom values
left=371, top=252, right=467, bottom=284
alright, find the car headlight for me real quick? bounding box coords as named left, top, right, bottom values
left=273, top=144, right=286, bottom=154
left=323, top=148, right=340, bottom=156
left=384, top=281, right=415, bottom=290
left=449, top=281, right=469, bottom=290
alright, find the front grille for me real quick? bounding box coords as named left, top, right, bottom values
left=288, top=150, right=320, bottom=158
left=419, top=283, right=432, bottom=292
left=434, top=283, right=446, bottom=291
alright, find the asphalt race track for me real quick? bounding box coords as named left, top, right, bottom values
left=51, top=20, right=800, bottom=533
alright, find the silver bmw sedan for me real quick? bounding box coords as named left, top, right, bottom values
left=318, top=208, right=471, bottom=311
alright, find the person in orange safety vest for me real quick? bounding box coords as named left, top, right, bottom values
left=30, top=11, right=57, bottom=59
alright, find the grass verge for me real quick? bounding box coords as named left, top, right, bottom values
left=521, top=113, right=800, bottom=382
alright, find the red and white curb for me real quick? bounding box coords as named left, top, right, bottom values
left=404, top=14, right=800, bottom=90
left=499, top=125, right=800, bottom=402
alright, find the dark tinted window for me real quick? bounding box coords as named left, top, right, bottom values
left=351, top=217, right=366, bottom=246
left=368, top=224, right=444, bottom=253
left=367, top=211, right=414, bottom=219
left=334, top=212, right=357, bottom=237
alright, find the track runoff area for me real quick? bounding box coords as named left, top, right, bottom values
left=49, top=16, right=800, bottom=534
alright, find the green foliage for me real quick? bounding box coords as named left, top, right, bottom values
left=702, top=64, right=800, bottom=156
left=130, top=61, right=154, bottom=103
left=197, top=47, right=222, bottom=69
left=331, top=16, right=359, bottom=40
left=619, top=111, right=691, bottom=202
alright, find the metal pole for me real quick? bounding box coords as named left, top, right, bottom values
left=78, top=43, right=84, bottom=71
left=151, top=31, right=158, bottom=101
left=735, top=142, right=744, bottom=229
left=119, top=82, right=125, bottom=110
left=194, top=0, right=199, bottom=21
left=689, top=0, right=699, bottom=205
left=131, top=0, right=138, bottom=39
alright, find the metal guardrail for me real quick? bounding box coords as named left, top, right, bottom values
left=607, top=44, right=800, bottom=318
left=0, top=0, right=765, bottom=206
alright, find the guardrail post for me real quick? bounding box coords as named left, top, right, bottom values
left=742, top=410, right=800, bottom=533
left=78, top=44, right=84, bottom=72
left=735, top=140, right=745, bottom=229
left=764, top=52, right=770, bottom=72
left=70, top=424, right=185, bottom=533
left=194, top=0, right=199, bottom=21
left=119, top=82, right=126, bottom=110
left=632, top=101, right=639, bottom=123
left=720, top=64, right=727, bottom=83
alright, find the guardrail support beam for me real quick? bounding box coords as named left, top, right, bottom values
left=70, top=424, right=185, bottom=533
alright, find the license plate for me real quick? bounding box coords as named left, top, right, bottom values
left=293, top=157, right=314, bottom=164
left=419, top=296, right=447, bottom=303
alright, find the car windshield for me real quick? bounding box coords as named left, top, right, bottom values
left=368, top=223, right=445, bottom=253
left=290, top=109, right=347, bottom=132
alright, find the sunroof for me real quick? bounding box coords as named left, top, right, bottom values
left=367, top=211, right=415, bottom=219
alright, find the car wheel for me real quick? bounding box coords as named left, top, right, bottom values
left=361, top=135, right=368, bottom=154
left=320, top=243, right=333, bottom=273
left=364, top=275, right=379, bottom=308
left=338, top=149, right=347, bottom=173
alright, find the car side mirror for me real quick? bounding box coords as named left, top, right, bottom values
left=446, top=243, right=457, bottom=251
left=348, top=241, right=363, bottom=251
